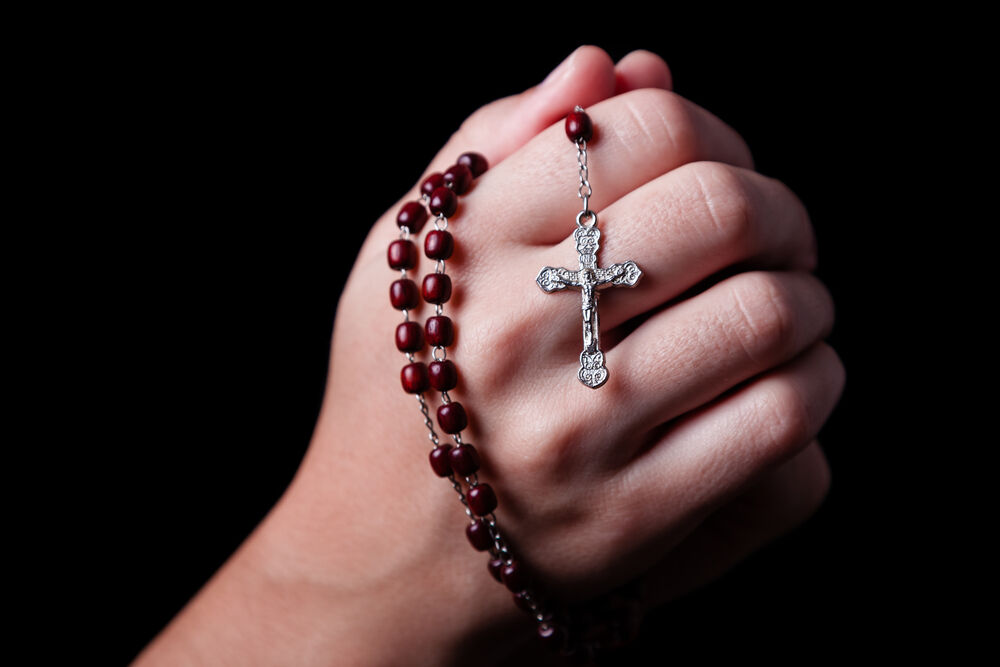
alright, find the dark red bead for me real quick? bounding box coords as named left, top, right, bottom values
left=449, top=443, right=479, bottom=475
left=428, top=360, right=458, bottom=391
left=396, top=201, right=428, bottom=233
left=437, top=402, right=467, bottom=434
left=400, top=362, right=429, bottom=394
left=428, top=444, right=453, bottom=477
left=443, top=163, right=473, bottom=195
left=565, top=110, right=593, bottom=143
left=395, top=321, right=424, bottom=352
left=488, top=558, right=504, bottom=582
left=425, top=316, right=454, bottom=347
left=502, top=559, right=529, bottom=592
left=387, top=239, right=418, bottom=270
left=465, top=518, right=493, bottom=551
left=467, top=482, right=497, bottom=515
left=458, top=152, right=489, bottom=178
left=389, top=279, right=419, bottom=310
left=421, top=273, right=452, bottom=304
left=424, top=230, right=454, bottom=260
left=421, top=172, right=445, bottom=198
left=429, top=186, right=458, bottom=218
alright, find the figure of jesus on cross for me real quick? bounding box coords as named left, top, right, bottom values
left=536, top=222, right=642, bottom=388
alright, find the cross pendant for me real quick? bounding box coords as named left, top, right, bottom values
left=536, top=225, right=642, bottom=388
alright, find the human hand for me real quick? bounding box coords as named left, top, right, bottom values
left=134, top=45, right=843, bottom=666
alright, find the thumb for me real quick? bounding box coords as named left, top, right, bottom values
left=425, top=45, right=618, bottom=181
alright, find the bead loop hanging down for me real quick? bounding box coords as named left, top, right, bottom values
left=386, top=109, right=645, bottom=661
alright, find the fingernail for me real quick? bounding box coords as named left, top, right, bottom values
left=539, top=46, right=582, bottom=89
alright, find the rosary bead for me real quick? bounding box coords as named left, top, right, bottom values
left=387, top=239, right=418, bottom=270
left=502, top=559, right=529, bottom=592
left=425, top=315, right=454, bottom=347
left=457, top=151, right=489, bottom=178
left=421, top=172, right=445, bottom=198
left=396, top=201, right=428, bottom=234
left=443, top=163, right=473, bottom=195
left=429, top=444, right=454, bottom=477
left=424, top=230, right=454, bottom=260
left=565, top=110, right=593, bottom=143
left=395, top=321, right=425, bottom=352
left=389, top=278, right=420, bottom=310
left=488, top=558, right=504, bottom=582
left=429, top=186, right=458, bottom=218
left=467, top=482, right=497, bottom=515
left=428, top=360, right=458, bottom=391
left=448, top=442, right=479, bottom=475
left=421, top=273, right=452, bottom=304
left=436, top=402, right=467, bottom=433
left=400, top=362, right=430, bottom=394
left=465, top=518, right=493, bottom=551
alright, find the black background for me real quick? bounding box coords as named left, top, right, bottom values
left=66, top=19, right=964, bottom=665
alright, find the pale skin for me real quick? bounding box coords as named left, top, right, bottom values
left=134, top=46, right=845, bottom=666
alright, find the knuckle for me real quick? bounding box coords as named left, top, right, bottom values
left=620, top=88, right=698, bottom=162
left=685, top=161, right=755, bottom=253
left=758, top=380, right=814, bottom=462
left=728, top=272, right=798, bottom=364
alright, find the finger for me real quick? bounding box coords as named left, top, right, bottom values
left=600, top=342, right=844, bottom=583
left=638, top=439, right=831, bottom=608
left=527, top=162, right=817, bottom=340
left=610, top=270, right=834, bottom=436
left=614, top=49, right=674, bottom=94
left=363, top=45, right=621, bottom=260
left=467, top=86, right=755, bottom=246
left=423, top=45, right=619, bottom=194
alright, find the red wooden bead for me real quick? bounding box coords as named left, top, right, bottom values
left=429, top=444, right=453, bottom=477
left=429, top=186, right=458, bottom=218
left=389, top=278, right=420, bottom=310
left=467, top=482, right=496, bottom=515
left=425, top=316, right=454, bottom=347
left=387, top=239, right=418, bottom=270
left=396, top=201, right=428, bottom=233
left=488, top=558, right=504, bottom=582
left=395, top=321, right=424, bottom=352
left=437, top=402, right=467, bottom=434
left=443, top=163, right=473, bottom=195
left=502, top=559, right=529, bottom=592
left=400, top=362, right=429, bottom=394
left=565, top=110, right=593, bottom=143
left=421, top=172, right=445, bottom=198
left=449, top=443, right=479, bottom=475
left=458, top=152, right=489, bottom=178
left=466, top=518, right=493, bottom=551
left=428, top=360, right=458, bottom=391
left=421, top=273, right=452, bottom=304
left=424, top=230, right=454, bottom=260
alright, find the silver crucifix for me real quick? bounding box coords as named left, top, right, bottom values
left=536, top=221, right=642, bottom=388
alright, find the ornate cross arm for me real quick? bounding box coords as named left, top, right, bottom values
left=536, top=266, right=581, bottom=292
left=594, top=260, right=642, bottom=289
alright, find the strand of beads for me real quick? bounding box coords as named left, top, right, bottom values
left=388, top=148, right=641, bottom=663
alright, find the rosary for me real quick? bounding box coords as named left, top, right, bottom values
left=388, top=107, right=645, bottom=661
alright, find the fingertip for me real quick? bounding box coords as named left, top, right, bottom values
left=614, top=49, right=674, bottom=93
left=494, top=45, right=617, bottom=157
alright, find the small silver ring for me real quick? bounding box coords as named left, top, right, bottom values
left=576, top=209, right=598, bottom=228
